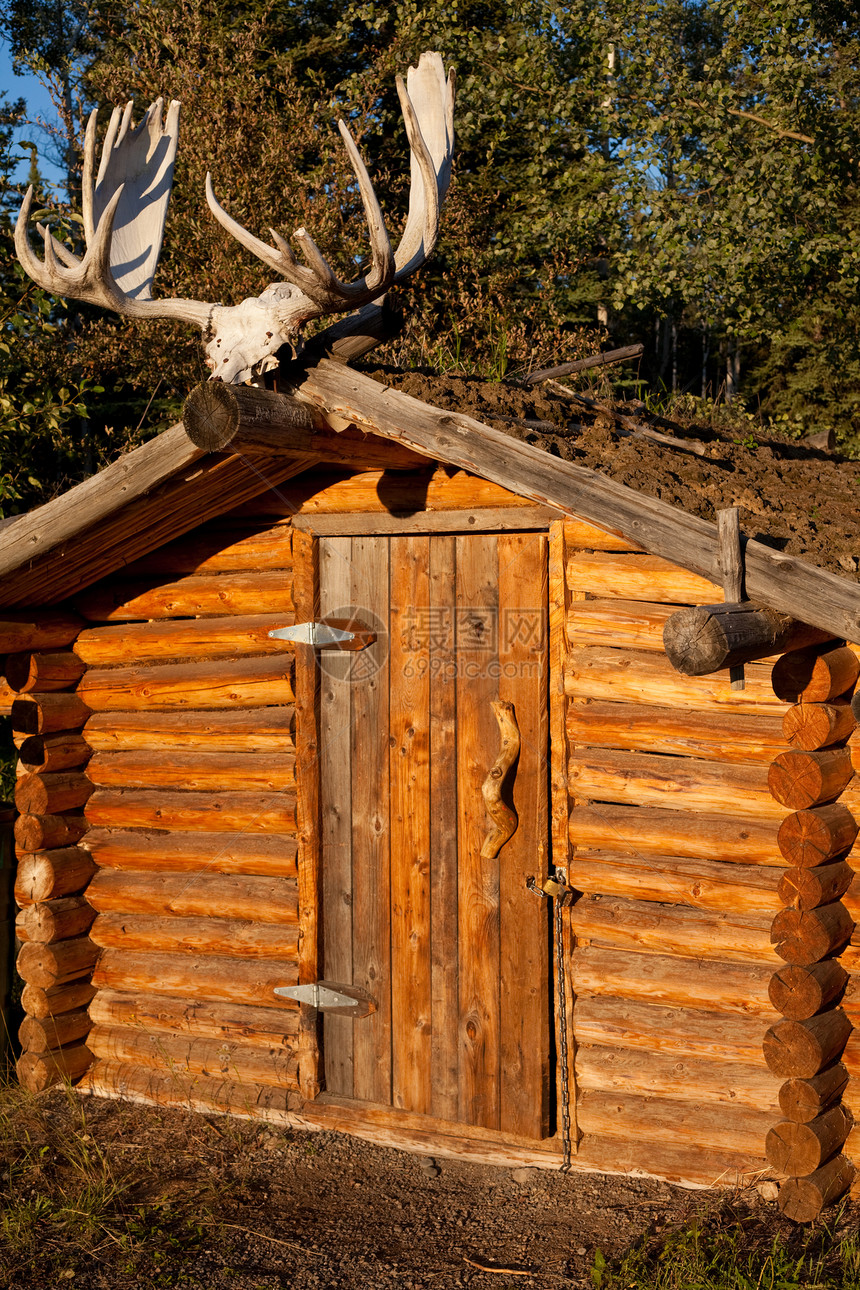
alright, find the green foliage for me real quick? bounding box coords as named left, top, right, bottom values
left=5, top=0, right=860, bottom=464
left=590, top=1209, right=860, bottom=1290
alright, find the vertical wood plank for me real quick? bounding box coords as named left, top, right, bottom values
left=318, top=536, right=354, bottom=1096
left=456, top=533, right=501, bottom=1128
left=389, top=534, right=433, bottom=1112
left=429, top=536, right=460, bottom=1122
left=290, top=526, right=322, bottom=1100
left=498, top=532, right=551, bottom=1138
left=350, top=536, right=393, bottom=1104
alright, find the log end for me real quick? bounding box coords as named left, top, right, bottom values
left=777, top=1155, right=854, bottom=1222
left=183, top=382, right=241, bottom=452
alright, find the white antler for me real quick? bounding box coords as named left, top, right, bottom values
left=14, top=53, right=455, bottom=385
left=204, top=51, right=456, bottom=319
left=15, top=99, right=213, bottom=329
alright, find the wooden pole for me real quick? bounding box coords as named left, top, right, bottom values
left=662, top=603, right=832, bottom=677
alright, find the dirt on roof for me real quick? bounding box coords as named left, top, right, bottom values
left=365, top=367, right=860, bottom=583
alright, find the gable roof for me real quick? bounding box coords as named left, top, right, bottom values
left=1, top=360, right=860, bottom=643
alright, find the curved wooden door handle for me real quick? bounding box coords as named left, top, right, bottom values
left=480, top=699, right=520, bottom=859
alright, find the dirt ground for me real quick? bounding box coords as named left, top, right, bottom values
left=0, top=1086, right=818, bottom=1290
left=363, top=367, right=860, bottom=581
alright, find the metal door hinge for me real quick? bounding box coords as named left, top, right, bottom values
left=274, top=980, right=377, bottom=1018
left=269, top=618, right=376, bottom=650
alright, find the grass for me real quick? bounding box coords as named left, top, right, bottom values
left=590, top=1203, right=860, bottom=1290
left=0, top=1069, right=218, bottom=1287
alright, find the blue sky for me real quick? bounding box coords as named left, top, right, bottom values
left=1, top=40, right=68, bottom=190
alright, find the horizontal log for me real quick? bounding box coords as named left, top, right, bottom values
left=184, top=379, right=405, bottom=459
left=17, top=936, right=98, bottom=988
left=662, top=603, right=832, bottom=676
left=86, top=870, right=298, bottom=924
left=577, top=1089, right=774, bottom=1154
left=570, top=895, right=777, bottom=964
left=766, top=1104, right=852, bottom=1177
left=783, top=702, right=857, bottom=752
left=563, top=519, right=644, bottom=553
left=763, top=1010, right=853, bottom=1078
left=89, top=990, right=299, bottom=1047
left=15, top=847, right=96, bottom=904
left=569, top=749, right=785, bottom=819
left=19, top=1008, right=92, bottom=1054
left=15, top=771, right=93, bottom=815
left=569, top=803, right=782, bottom=865
left=292, top=503, right=563, bottom=535
left=16, top=1043, right=92, bottom=1092
left=0, top=612, right=84, bottom=653
left=122, top=520, right=292, bottom=576
left=78, top=655, right=295, bottom=711
left=74, top=614, right=296, bottom=666
left=565, top=648, right=782, bottom=713
left=572, top=946, right=777, bottom=1016
left=566, top=702, right=785, bottom=764
left=778, top=1154, right=854, bottom=1221
left=769, top=961, right=849, bottom=1021
left=79, top=1058, right=302, bottom=1120
left=574, top=1136, right=770, bottom=1188
left=20, top=979, right=97, bottom=1019
left=16, top=897, right=96, bottom=944
left=568, top=599, right=685, bottom=650
left=87, top=1024, right=298, bottom=1089
left=576, top=1045, right=779, bottom=1111
left=90, top=912, right=299, bottom=959
left=768, top=749, right=855, bottom=811
left=250, top=464, right=537, bottom=519
left=771, top=902, right=854, bottom=964
left=566, top=552, right=720, bottom=604
left=777, top=805, right=859, bottom=867
left=18, top=732, right=90, bottom=773
left=83, top=706, right=295, bottom=753
left=14, top=812, right=87, bottom=852
left=294, top=360, right=860, bottom=643
left=773, top=646, right=860, bottom=705
left=85, top=789, right=297, bottom=834
left=11, top=692, right=91, bottom=734
left=778, top=863, right=854, bottom=911
left=570, top=852, right=780, bottom=915
left=85, top=750, right=295, bottom=793
left=574, top=996, right=773, bottom=1063
left=82, top=828, right=297, bottom=876
left=75, top=570, right=296, bottom=622
left=4, top=651, right=86, bottom=694
left=92, top=949, right=299, bottom=1008
left=779, top=1066, right=849, bottom=1123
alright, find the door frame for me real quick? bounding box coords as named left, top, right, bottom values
left=290, top=513, right=574, bottom=1150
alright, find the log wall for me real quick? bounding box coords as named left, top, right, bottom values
left=6, top=638, right=97, bottom=1090
left=563, top=519, right=785, bottom=1188
left=760, top=639, right=859, bottom=1221
left=15, top=511, right=305, bottom=1111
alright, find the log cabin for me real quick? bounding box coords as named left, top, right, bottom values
left=1, top=360, right=859, bottom=1224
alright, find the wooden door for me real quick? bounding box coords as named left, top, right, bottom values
left=318, top=531, right=551, bottom=1139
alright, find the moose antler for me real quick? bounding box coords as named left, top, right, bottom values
left=15, top=99, right=213, bottom=330
left=14, top=53, right=455, bottom=385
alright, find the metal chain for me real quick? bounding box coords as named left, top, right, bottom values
left=555, top=884, right=573, bottom=1173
